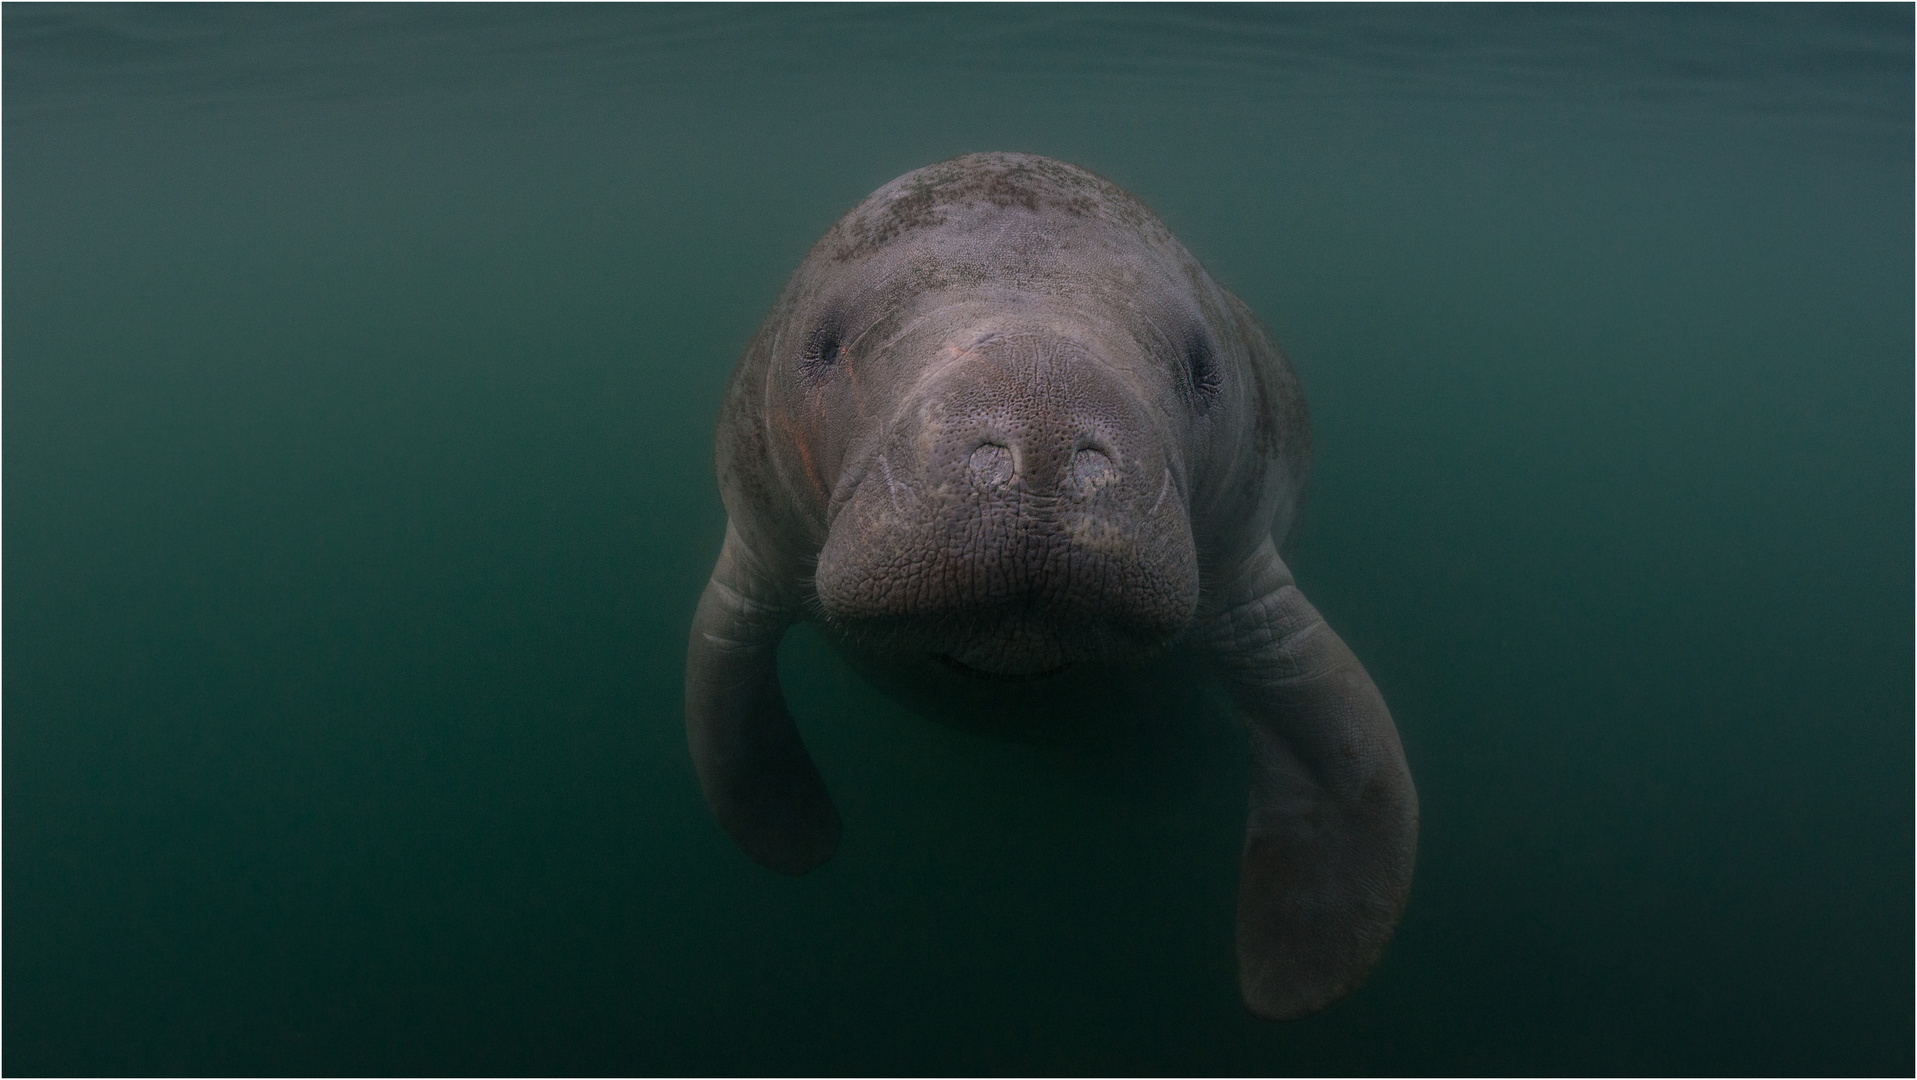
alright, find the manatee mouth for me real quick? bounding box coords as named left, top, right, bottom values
left=932, top=653, right=1073, bottom=682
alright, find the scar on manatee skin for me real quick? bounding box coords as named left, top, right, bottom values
left=844, top=357, right=868, bottom=419
left=878, top=453, right=905, bottom=514
left=772, top=409, right=828, bottom=506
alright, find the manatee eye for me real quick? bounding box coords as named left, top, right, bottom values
left=1185, top=335, right=1220, bottom=407
left=800, top=324, right=843, bottom=377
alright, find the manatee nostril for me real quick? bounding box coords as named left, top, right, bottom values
left=1070, top=448, right=1117, bottom=494
left=968, top=443, right=1015, bottom=488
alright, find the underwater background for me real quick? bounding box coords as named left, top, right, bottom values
left=5, top=5, right=1911, bottom=1074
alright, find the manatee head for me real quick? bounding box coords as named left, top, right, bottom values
left=727, top=152, right=1304, bottom=678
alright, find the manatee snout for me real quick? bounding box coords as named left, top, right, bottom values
left=814, top=331, right=1198, bottom=676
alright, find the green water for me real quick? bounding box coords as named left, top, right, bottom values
left=6, top=6, right=1911, bottom=1074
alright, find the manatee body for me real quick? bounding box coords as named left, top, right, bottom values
left=685, top=152, right=1417, bottom=1020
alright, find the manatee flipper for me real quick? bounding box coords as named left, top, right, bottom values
left=1205, top=538, right=1419, bottom=1021
left=685, top=526, right=841, bottom=875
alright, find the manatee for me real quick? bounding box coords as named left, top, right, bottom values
left=685, top=152, right=1417, bottom=1020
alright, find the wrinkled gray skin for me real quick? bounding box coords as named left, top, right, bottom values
left=686, top=153, right=1417, bottom=1021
